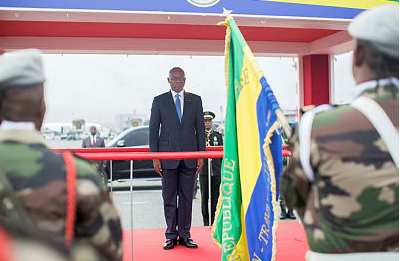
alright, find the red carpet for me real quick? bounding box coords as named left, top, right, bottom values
left=275, top=222, right=309, bottom=261
left=123, top=222, right=309, bottom=261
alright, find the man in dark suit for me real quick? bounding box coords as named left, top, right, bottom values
left=149, top=67, right=205, bottom=250
left=82, top=126, right=107, bottom=184
left=82, top=126, right=105, bottom=148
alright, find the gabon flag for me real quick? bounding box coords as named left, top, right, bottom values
left=212, top=16, right=284, bottom=261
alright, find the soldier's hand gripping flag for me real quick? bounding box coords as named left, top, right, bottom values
left=212, top=16, right=284, bottom=261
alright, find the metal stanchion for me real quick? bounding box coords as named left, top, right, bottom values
left=130, top=160, right=134, bottom=261
left=208, top=158, right=212, bottom=228
left=109, top=160, right=113, bottom=194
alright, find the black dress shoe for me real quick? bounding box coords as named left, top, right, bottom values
left=287, top=210, right=296, bottom=219
left=178, top=238, right=198, bottom=248
left=163, top=239, right=177, bottom=250
left=280, top=209, right=287, bottom=220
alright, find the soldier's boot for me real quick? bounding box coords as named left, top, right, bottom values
left=287, top=209, right=296, bottom=219
left=280, top=206, right=287, bottom=220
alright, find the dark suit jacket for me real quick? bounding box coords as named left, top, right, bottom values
left=82, top=135, right=106, bottom=169
left=82, top=135, right=105, bottom=148
left=149, top=90, right=205, bottom=169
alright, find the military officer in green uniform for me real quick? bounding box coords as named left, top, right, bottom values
left=0, top=49, right=123, bottom=261
left=199, top=111, right=223, bottom=226
left=281, top=5, right=398, bottom=260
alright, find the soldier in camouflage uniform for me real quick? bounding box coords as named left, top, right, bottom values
left=0, top=49, right=123, bottom=260
left=281, top=5, right=398, bottom=260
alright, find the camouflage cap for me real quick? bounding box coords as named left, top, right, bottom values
left=348, top=5, right=399, bottom=58
left=0, top=49, right=45, bottom=90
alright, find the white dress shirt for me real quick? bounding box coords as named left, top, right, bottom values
left=90, top=134, right=97, bottom=144
left=170, top=89, right=184, bottom=115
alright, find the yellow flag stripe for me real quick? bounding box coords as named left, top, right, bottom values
left=259, top=0, right=398, bottom=10
left=236, top=45, right=264, bottom=214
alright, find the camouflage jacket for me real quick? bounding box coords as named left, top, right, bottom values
left=0, top=225, right=68, bottom=261
left=281, top=83, right=399, bottom=253
left=0, top=129, right=123, bottom=260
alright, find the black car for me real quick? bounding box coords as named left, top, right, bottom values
left=106, top=126, right=158, bottom=180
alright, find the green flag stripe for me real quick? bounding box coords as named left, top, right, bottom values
left=212, top=17, right=247, bottom=260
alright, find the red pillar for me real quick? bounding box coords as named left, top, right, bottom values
left=302, top=54, right=330, bottom=106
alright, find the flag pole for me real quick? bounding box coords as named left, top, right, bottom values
left=275, top=109, right=292, bottom=139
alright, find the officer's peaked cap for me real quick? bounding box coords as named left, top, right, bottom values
left=204, top=111, right=215, bottom=120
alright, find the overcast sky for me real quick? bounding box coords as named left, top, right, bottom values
left=41, top=53, right=354, bottom=127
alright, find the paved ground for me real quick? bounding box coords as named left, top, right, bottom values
left=107, top=178, right=299, bottom=231
left=47, top=139, right=84, bottom=148
left=110, top=183, right=204, bottom=230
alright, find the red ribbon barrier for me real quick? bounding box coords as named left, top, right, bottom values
left=53, top=147, right=291, bottom=160
left=54, top=150, right=291, bottom=160
left=53, top=145, right=289, bottom=154
left=73, top=151, right=223, bottom=161
left=53, top=146, right=224, bottom=153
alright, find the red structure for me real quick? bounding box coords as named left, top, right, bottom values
left=0, top=1, right=360, bottom=107
left=303, top=54, right=330, bottom=105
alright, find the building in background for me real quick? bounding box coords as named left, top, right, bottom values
left=115, top=110, right=147, bottom=132
left=42, top=121, right=114, bottom=140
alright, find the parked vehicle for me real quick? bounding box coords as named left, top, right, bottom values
left=106, top=126, right=158, bottom=180
left=61, top=131, right=79, bottom=141
left=41, top=131, right=56, bottom=140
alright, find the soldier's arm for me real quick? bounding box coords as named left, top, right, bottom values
left=74, top=159, right=123, bottom=261
left=281, top=132, right=311, bottom=217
